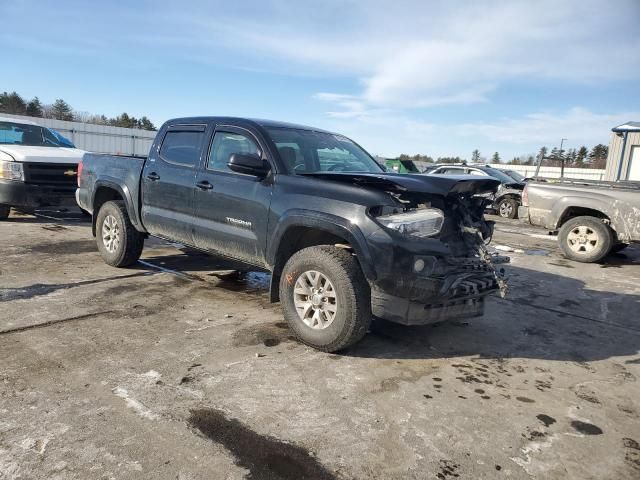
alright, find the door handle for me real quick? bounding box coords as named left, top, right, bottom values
left=196, top=180, right=213, bottom=190
left=146, top=172, right=160, bottom=181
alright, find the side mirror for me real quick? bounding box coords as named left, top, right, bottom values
left=228, top=153, right=270, bottom=177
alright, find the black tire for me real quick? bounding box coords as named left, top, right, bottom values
left=0, top=204, right=10, bottom=220
left=279, top=245, right=371, bottom=352
left=610, top=243, right=629, bottom=254
left=558, top=216, right=613, bottom=263
left=497, top=197, right=519, bottom=219
left=95, top=200, right=144, bottom=267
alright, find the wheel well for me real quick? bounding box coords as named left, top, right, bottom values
left=91, top=187, right=124, bottom=236
left=270, top=226, right=352, bottom=303
left=496, top=193, right=520, bottom=203
left=558, top=207, right=609, bottom=229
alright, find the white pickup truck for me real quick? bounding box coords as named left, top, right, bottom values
left=0, top=116, right=85, bottom=219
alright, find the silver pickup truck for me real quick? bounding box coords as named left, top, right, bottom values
left=519, top=179, right=640, bottom=262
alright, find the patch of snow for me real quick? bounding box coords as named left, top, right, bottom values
left=112, top=387, right=159, bottom=420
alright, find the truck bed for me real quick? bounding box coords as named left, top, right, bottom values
left=531, top=177, right=640, bottom=191
left=77, top=153, right=146, bottom=228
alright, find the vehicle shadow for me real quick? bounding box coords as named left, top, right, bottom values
left=129, top=246, right=640, bottom=363
left=5, top=207, right=90, bottom=225
left=137, top=245, right=269, bottom=275
left=343, top=264, right=640, bottom=363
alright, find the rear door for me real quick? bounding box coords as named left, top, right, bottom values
left=191, top=126, right=273, bottom=266
left=140, top=124, right=206, bottom=245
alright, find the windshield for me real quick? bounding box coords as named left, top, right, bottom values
left=266, top=128, right=383, bottom=174
left=483, top=167, right=520, bottom=184
left=0, top=121, right=64, bottom=147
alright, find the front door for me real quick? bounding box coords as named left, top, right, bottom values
left=141, top=124, right=206, bottom=245
left=192, top=126, right=273, bottom=266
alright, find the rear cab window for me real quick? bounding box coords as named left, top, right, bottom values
left=159, top=126, right=205, bottom=167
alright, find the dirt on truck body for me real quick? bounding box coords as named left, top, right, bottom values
left=77, top=116, right=508, bottom=352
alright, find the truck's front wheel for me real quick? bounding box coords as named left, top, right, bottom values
left=558, top=215, right=613, bottom=263
left=279, top=246, right=371, bottom=352
left=497, top=197, right=519, bottom=219
left=0, top=204, right=10, bottom=220
left=96, top=201, right=144, bottom=267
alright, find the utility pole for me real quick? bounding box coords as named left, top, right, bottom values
left=559, top=138, right=567, bottom=178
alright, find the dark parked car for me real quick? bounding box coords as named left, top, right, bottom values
left=427, top=164, right=525, bottom=219
left=77, top=117, right=507, bottom=352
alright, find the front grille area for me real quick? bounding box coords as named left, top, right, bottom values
left=23, top=162, right=78, bottom=187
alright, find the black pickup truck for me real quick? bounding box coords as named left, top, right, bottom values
left=77, top=117, right=507, bottom=352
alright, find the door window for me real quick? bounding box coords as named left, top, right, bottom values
left=208, top=131, right=261, bottom=172
left=437, top=168, right=466, bottom=175
left=159, top=130, right=205, bottom=167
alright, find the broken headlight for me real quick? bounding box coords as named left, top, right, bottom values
left=377, top=208, right=444, bottom=238
left=0, top=159, right=24, bottom=182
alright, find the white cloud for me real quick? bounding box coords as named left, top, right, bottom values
left=319, top=107, right=636, bottom=159
left=455, top=108, right=640, bottom=146
left=154, top=0, right=640, bottom=114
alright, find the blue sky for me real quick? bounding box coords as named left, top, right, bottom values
left=3, top=0, right=639, bottom=160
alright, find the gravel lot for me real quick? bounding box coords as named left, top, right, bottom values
left=1, top=209, right=639, bottom=480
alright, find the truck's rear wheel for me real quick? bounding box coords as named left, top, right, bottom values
left=497, top=198, right=519, bottom=219
left=0, top=204, right=10, bottom=220
left=558, top=216, right=613, bottom=263
left=96, top=200, right=144, bottom=267
left=279, top=245, right=371, bottom=352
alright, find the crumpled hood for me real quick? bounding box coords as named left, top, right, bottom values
left=0, top=145, right=86, bottom=165
left=299, top=172, right=500, bottom=196
left=501, top=182, right=526, bottom=190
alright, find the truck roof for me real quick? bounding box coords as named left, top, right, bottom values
left=165, top=116, right=334, bottom=134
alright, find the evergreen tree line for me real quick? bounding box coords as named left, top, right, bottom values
left=396, top=144, right=609, bottom=170
left=0, top=90, right=156, bottom=131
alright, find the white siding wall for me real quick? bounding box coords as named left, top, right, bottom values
left=605, top=131, right=640, bottom=181
left=488, top=164, right=606, bottom=180
left=1, top=113, right=157, bottom=156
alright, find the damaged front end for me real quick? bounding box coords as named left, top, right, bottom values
left=363, top=174, right=509, bottom=325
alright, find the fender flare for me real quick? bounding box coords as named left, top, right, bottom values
left=549, top=196, right=610, bottom=230
left=267, top=210, right=377, bottom=303
left=91, top=178, right=146, bottom=235
left=267, top=209, right=376, bottom=279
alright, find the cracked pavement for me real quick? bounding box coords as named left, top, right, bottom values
left=1, top=209, right=639, bottom=479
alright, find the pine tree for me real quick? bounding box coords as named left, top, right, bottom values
left=471, top=149, right=481, bottom=163
left=0, top=91, right=27, bottom=114
left=26, top=97, right=44, bottom=117
left=491, top=152, right=500, bottom=163
left=575, top=146, right=588, bottom=167
left=589, top=144, right=608, bottom=169
left=51, top=99, right=74, bottom=121
left=138, top=116, right=155, bottom=131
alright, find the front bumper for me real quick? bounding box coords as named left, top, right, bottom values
left=369, top=254, right=507, bottom=326
left=517, top=206, right=530, bottom=223
left=0, top=180, right=77, bottom=209
left=372, top=288, right=488, bottom=325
